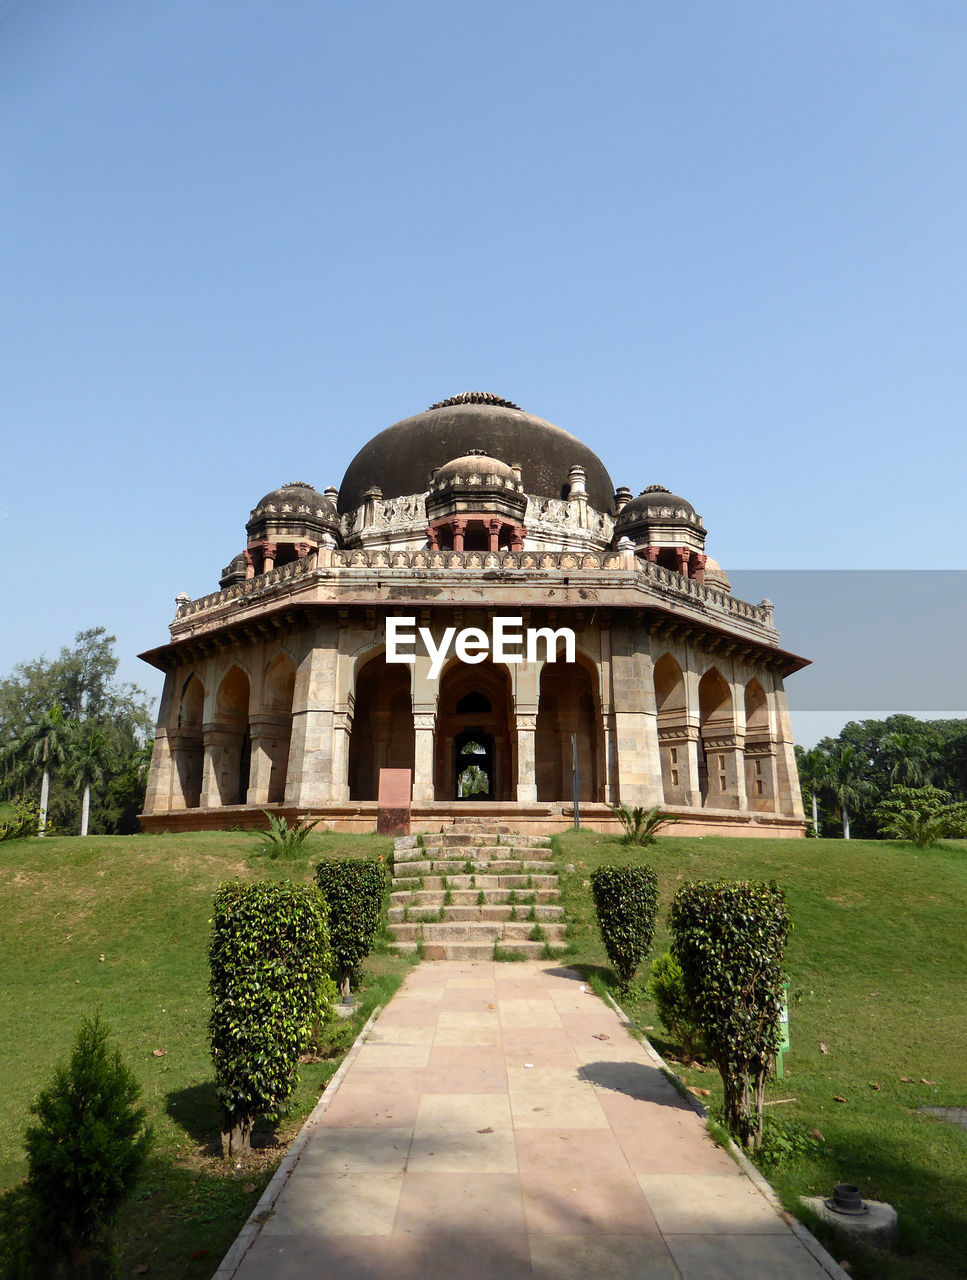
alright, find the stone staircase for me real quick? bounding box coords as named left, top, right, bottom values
left=387, top=822, right=567, bottom=961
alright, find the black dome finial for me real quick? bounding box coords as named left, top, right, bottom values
left=428, top=391, right=522, bottom=411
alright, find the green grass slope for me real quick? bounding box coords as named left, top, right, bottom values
left=0, top=829, right=398, bottom=1278
left=555, top=830, right=967, bottom=1280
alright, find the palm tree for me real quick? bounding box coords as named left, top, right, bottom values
left=66, top=725, right=114, bottom=837
left=882, top=732, right=928, bottom=787
left=827, top=743, right=870, bottom=840
left=7, top=704, right=75, bottom=836
left=795, top=746, right=830, bottom=836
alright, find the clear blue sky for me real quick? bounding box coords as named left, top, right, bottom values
left=2, top=1, right=965, bottom=745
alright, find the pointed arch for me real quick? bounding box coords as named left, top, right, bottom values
left=178, top=673, right=205, bottom=729
left=744, top=677, right=777, bottom=811
left=435, top=659, right=514, bottom=800
left=212, top=665, right=252, bottom=805
left=654, top=653, right=688, bottom=803
left=348, top=650, right=415, bottom=802
left=536, top=655, right=602, bottom=802
left=172, top=673, right=205, bottom=809
left=254, top=654, right=296, bottom=804
left=698, top=667, right=734, bottom=806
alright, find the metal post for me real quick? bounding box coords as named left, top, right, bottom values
left=572, top=731, right=580, bottom=829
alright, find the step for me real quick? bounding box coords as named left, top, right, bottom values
left=421, top=941, right=495, bottom=961
left=501, top=921, right=567, bottom=943
left=419, top=922, right=505, bottom=943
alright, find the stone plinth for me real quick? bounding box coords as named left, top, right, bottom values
left=377, top=768, right=412, bottom=836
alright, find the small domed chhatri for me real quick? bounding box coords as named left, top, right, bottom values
left=141, top=393, right=808, bottom=840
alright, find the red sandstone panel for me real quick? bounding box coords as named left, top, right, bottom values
left=377, top=768, right=412, bottom=836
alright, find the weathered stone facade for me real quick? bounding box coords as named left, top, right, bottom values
left=141, top=393, right=808, bottom=835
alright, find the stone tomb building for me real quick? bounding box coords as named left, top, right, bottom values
left=140, top=393, right=808, bottom=835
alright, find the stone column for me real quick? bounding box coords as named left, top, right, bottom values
left=285, top=624, right=340, bottom=806
left=413, top=712, right=436, bottom=804
left=773, top=680, right=805, bottom=818
left=143, top=728, right=174, bottom=814
left=201, top=725, right=243, bottom=807
left=488, top=519, right=501, bottom=553
left=515, top=712, right=538, bottom=804
left=657, top=725, right=697, bottom=806
left=248, top=714, right=291, bottom=805
left=744, top=741, right=778, bottom=812
left=451, top=519, right=467, bottom=552
left=262, top=542, right=277, bottom=573
left=703, top=734, right=745, bottom=810
left=611, top=628, right=663, bottom=807
left=167, top=727, right=204, bottom=809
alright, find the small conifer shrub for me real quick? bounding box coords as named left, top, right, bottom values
left=18, top=1015, right=152, bottom=1279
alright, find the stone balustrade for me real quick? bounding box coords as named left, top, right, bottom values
left=173, top=547, right=776, bottom=635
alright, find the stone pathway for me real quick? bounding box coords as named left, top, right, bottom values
left=224, top=963, right=846, bottom=1280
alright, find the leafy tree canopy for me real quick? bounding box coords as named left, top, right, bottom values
left=0, top=628, right=155, bottom=835
left=797, top=714, right=967, bottom=839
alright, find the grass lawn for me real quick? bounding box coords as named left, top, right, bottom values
left=553, top=829, right=967, bottom=1280
left=0, top=828, right=404, bottom=1278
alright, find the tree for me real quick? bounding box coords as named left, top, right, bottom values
left=0, top=629, right=154, bottom=835
left=670, top=880, right=790, bottom=1151
left=794, top=745, right=830, bottom=836
left=875, top=784, right=967, bottom=848
left=826, top=743, right=871, bottom=840
left=65, top=725, right=114, bottom=837
left=18, top=1015, right=152, bottom=1278
left=4, top=703, right=74, bottom=836
left=882, top=732, right=930, bottom=787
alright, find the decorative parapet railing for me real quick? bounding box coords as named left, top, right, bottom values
left=174, top=547, right=776, bottom=635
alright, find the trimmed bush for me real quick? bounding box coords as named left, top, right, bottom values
left=209, top=880, right=333, bottom=1158
left=648, top=951, right=706, bottom=1063
left=669, top=880, right=790, bottom=1150
left=316, top=857, right=387, bottom=996
left=17, top=1015, right=152, bottom=1279
left=589, top=863, right=659, bottom=988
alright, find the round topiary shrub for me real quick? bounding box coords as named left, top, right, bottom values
left=589, top=863, right=659, bottom=988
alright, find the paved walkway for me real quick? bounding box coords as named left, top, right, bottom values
left=227, top=962, right=845, bottom=1280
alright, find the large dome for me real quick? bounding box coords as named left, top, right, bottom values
left=337, top=393, right=616, bottom=513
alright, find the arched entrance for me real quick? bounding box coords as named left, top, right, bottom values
left=435, top=663, right=514, bottom=800
left=535, top=658, right=601, bottom=802
left=173, top=673, right=204, bottom=808
left=654, top=653, right=689, bottom=804
left=213, top=665, right=251, bottom=805
left=348, top=653, right=415, bottom=802
left=698, top=667, right=734, bottom=807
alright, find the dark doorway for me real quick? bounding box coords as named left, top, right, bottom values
left=455, top=730, right=494, bottom=799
